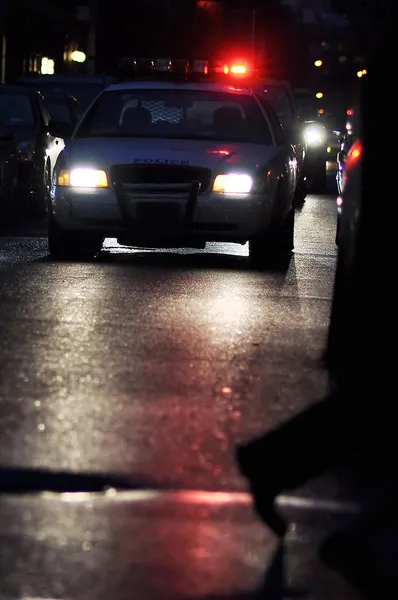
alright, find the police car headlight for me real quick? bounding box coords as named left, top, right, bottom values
left=213, top=174, right=253, bottom=194
left=57, top=168, right=108, bottom=188
left=304, top=124, right=326, bottom=147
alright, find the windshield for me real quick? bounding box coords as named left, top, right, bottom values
left=0, top=93, right=36, bottom=127
left=257, top=85, right=295, bottom=127
left=75, top=89, right=273, bottom=144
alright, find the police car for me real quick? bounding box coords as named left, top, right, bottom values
left=48, top=58, right=298, bottom=267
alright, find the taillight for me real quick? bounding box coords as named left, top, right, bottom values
left=345, top=138, right=362, bottom=173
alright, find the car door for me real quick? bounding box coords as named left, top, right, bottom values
left=37, top=94, right=65, bottom=177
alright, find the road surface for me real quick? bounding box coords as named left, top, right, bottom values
left=0, top=191, right=361, bottom=600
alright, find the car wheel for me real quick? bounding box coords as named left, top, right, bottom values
left=249, top=206, right=294, bottom=269
left=48, top=214, right=104, bottom=260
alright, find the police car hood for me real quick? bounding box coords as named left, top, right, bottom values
left=67, top=138, right=277, bottom=170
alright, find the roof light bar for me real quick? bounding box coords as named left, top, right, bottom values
left=191, top=60, right=209, bottom=74
left=117, top=57, right=256, bottom=80
left=170, top=59, right=190, bottom=74
left=155, top=58, right=172, bottom=72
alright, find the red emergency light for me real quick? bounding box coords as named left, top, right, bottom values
left=230, top=64, right=248, bottom=74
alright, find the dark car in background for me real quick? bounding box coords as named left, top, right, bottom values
left=294, top=88, right=328, bottom=192
left=0, top=85, right=65, bottom=216
left=254, top=78, right=307, bottom=203
left=17, top=74, right=116, bottom=110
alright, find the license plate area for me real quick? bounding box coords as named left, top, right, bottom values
left=136, top=202, right=180, bottom=226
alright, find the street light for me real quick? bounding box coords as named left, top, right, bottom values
left=41, top=57, right=54, bottom=75
left=71, top=50, right=86, bottom=63
left=315, top=92, right=323, bottom=99
left=314, top=60, right=323, bottom=67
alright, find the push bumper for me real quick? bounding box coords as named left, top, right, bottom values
left=50, top=182, right=274, bottom=243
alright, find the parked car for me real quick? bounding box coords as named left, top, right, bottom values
left=294, top=88, right=328, bottom=192
left=17, top=75, right=116, bottom=110
left=0, top=85, right=65, bottom=216
left=0, top=124, right=20, bottom=215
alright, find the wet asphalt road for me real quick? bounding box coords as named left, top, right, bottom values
left=0, top=192, right=337, bottom=491
left=1, top=191, right=364, bottom=600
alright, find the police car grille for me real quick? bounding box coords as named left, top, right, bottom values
left=110, top=164, right=211, bottom=193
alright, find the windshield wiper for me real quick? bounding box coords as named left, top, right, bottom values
left=0, top=465, right=152, bottom=494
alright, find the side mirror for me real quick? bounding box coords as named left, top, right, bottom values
left=48, top=119, right=72, bottom=140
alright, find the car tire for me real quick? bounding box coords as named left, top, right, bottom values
left=249, top=205, right=294, bottom=269
left=48, top=214, right=104, bottom=260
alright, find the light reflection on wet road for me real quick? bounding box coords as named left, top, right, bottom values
left=0, top=193, right=359, bottom=600
left=0, top=194, right=337, bottom=491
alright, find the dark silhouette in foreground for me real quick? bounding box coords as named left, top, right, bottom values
left=236, top=29, right=398, bottom=598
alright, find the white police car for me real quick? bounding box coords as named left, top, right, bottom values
left=48, top=58, right=298, bottom=267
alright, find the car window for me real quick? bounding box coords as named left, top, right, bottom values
left=75, top=89, right=274, bottom=145
left=37, top=96, right=51, bottom=126
left=35, top=84, right=106, bottom=109
left=0, top=93, right=36, bottom=127
left=45, top=98, right=73, bottom=124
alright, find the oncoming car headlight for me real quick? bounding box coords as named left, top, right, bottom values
left=304, top=124, right=326, bottom=147
left=213, top=173, right=253, bottom=194
left=57, top=168, right=108, bottom=188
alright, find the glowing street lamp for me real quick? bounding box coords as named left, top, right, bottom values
left=41, top=57, right=55, bottom=75
left=314, top=60, right=323, bottom=67
left=71, top=50, right=86, bottom=63
left=315, top=92, right=323, bottom=99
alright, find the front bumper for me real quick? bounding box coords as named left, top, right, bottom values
left=50, top=183, right=274, bottom=244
